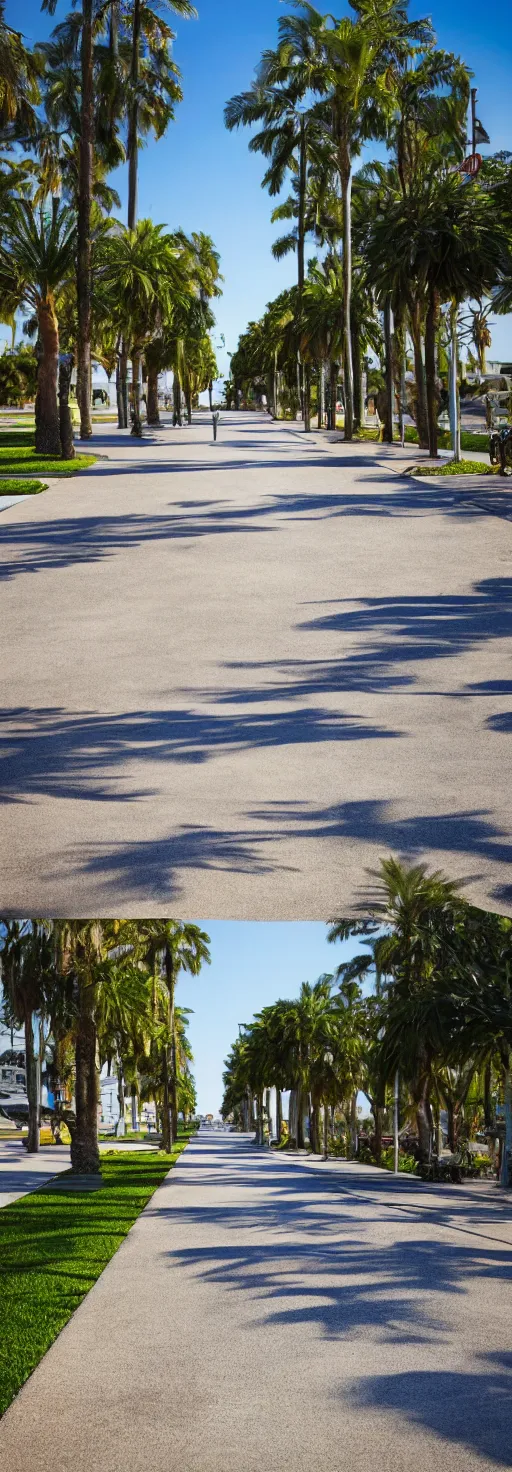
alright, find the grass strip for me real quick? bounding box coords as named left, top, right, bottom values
left=0, top=446, right=96, bottom=477
left=0, top=478, right=46, bottom=495
left=412, top=459, right=497, bottom=477
left=0, top=1138, right=191, bottom=1417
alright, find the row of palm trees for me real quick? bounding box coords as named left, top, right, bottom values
left=0, top=919, right=210, bottom=1172
left=222, top=859, right=512, bottom=1186
left=225, top=0, right=512, bottom=456
left=0, top=1, right=221, bottom=451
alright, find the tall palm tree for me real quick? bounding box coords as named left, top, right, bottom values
left=125, top=0, right=196, bottom=229
left=226, top=31, right=325, bottom=427
left=96, top=217, right=191, bottom=433
left=140, top=921, right=210, bottom=1149
left=0, top=199, right=77, bottom=454
left=352, top=858, right=465, bottom=1161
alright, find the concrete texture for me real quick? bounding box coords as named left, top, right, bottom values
left=0, top=1138, right=163, bottom=1206
left=1, top=412, right=511, bottom=918
left=0, top=1136, right=70, bottom=1207
left=1, top=1131, right=511, bottom=1470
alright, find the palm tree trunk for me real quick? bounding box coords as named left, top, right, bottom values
left=349, top=1092, right=358, bottom=1155
left=127, top=0, right=141, bottom=230
left=297, top=1087, right=306, bottom=1149
left=146, top=364, right=160, bottom=425
left=310, top=1104, right=321, bottom=1154
left=24, top=1005, right=40, bottom=1153
left=373, top=1102, right=383, bottom=1165
left=425, top=285, right=440, bottom=458
left=130, top=351, right=143, bottom=436
left=383, top=297, right=394, bottom=444
left=115, top=1056, right=125, bottom=1135
left=77, top=0, right=93, bottom=440
left=185, top=386, right=192, bottom=425
left=409, top=304, right=429, bottom=449
left=303, top=363, right=311, bottom=432
left=71, top=979, right=100, bottom=1174
left=58, top=352, right=75, bottom=460
left=35, top=297, right=61, bottom=456
left=208, top=380, right=213, bottom=412
left=173, top=373, right=182, bottom=426
left=416, top=1079, right=433, bottom=1164
left=317, top=360, right=324, bottom=429
left=170, top=1028, right=178, bottom=1142
left=288, top=1087, right=298, bottom=1147
left=161, top=1046, right=171, bottom=1152
left=275, top=1088, right=282, bottom=1144
left=298, top=116, right=306, bottom=422
left=116, top=345, right=127, bottom=428
left=352, top=327, right=362, bottom=433
left=329, top=359, right=338, bottom=430
left=501, top=1058, right=511, bottom=1188
left=341, top=162, right=354, bottom=442
left=484, top=1061, right=493, bottom=1129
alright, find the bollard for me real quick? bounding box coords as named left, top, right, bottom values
left=212, top=410, right=220, bottom=442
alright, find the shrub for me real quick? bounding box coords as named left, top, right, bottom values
left=381, top=1146, right=418, bottom=1174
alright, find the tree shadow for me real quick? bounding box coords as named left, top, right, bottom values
left=0, top=704, right=402, bottom=804
left=249, top=798, right=512, bottom=869
left=348, top=1354, right=512, bottom=1466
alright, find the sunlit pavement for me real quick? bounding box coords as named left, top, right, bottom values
left=0, top=1136, right=71, bottom=1206
left=1, top=1131, right=510, bottom=1471
left=0, top=412, right=511, bottom=918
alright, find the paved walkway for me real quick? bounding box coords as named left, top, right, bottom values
left=0, top=1137, right=71, bottom=1206
left=1, top=1132, right=510, bottom=1469
left=1, top=412, right=511, bottom=917
left=0, top=1137, right=162, bottom=1206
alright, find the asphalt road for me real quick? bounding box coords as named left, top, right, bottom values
left=1, top=412, right=511, bottom=918
left=1, top=1132, right=510, bottom=1470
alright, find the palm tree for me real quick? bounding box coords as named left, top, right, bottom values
left=0, top=3, right=42, bottom=138
left=225, top=32, right=326, bottom=427
left=0, top=922, right=55, bottom=1153
left=125, top=0, right=196, bottom=229
left=96, top=217, right=191, bottom=433
left=0, top=199, right=77, bottom=455
left=350, top=858, right=465, bottom=1162
left=140, top=922, right=210, bottom=1149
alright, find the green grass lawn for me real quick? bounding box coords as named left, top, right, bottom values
left=404, top=426, right=489, bottom=452
left=0, top=478, right=47, bottom=495
left=412, top=459, right=497, bottom=477
left=0, top=429, right=97, bottom=477
left=0, top=1139, right=191, bottom=1416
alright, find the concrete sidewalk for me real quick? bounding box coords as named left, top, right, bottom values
left=1, top=1132, right=510, bottom=1470
left=1, top=412, right=511, bottom=918
left=0, top=1137, right=71, bottom=1207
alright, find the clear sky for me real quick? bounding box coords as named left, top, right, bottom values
left=178, top=920, right=370, bottom=1114
left=10, top=0, right=512, bottom=375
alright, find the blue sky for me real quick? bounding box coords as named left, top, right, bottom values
left=178, top=921, right=370, bottom=1113
left=10, top=0, right=512, bottom=375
